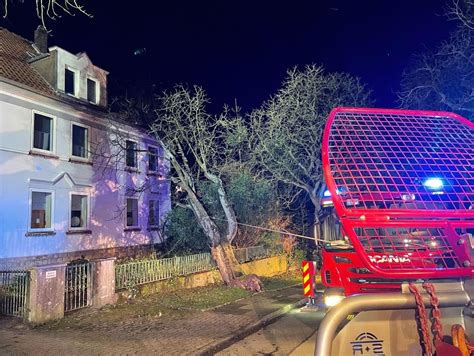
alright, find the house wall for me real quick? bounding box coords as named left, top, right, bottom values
left=36, top=47, right=108, bottom=107
left=0, top=82, right=171, bottom=267
left=30, top=51, right=57, bottom=90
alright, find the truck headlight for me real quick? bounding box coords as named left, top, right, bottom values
left=324, top=294, right=345, bottom=307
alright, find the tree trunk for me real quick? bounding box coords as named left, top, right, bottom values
left=204, top=172, right=238, bottom=244
left=221, top=240, right=242, bottom=274
left=211, top=243, right=237, bottom=285
left=211, top=242, right=262, bottom=291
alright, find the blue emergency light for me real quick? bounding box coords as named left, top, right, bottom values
left=423, top=177, right=444, bottom=190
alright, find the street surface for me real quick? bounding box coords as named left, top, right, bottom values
left=218, top=305, right=324, bottom=355
left=0, top=286, right=306, bottom=355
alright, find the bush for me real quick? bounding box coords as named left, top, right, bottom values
left=163, top=207, right=209, bottom=255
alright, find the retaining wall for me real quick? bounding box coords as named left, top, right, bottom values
left=132, top=255, right=288, bottom=297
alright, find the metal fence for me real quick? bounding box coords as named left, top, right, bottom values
left=0, top=270, right=29, bottom=318
left=64, top=262, right=93, bottom=312
left=234, top=245, right=270, bottom=263
left=115, top=246, right=281, bottom=290
left=115, top=252, right=215, bottom=290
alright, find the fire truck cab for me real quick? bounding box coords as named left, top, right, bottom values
left=314, top=108, right=474, bottom=356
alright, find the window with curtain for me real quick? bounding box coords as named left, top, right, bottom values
left=71, top=194, right=88, bottom=228
left=31, top=191, right=52, bottom=229
left=33, top=113, right=53, bottom=151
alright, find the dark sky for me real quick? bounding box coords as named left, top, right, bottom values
left=2, top=0, right=456, bottom=112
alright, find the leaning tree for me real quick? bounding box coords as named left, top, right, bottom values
left=251, top=64, right=373, bottom=240
left=150, top=85, right=258, bottom=287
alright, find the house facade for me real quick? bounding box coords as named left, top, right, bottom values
left=0, top=27, right=171, bottom=269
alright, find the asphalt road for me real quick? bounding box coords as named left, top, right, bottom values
left=217, top=305, right=324, bottom=355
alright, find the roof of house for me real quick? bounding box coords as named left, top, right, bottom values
left=0, top=27, right=56, bottom=97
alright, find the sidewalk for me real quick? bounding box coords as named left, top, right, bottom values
left=0, top=285, right=304, bottom=355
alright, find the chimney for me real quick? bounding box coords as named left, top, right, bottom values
left=34, top=26, right=48, bottom=53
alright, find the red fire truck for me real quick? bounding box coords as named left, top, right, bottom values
left=313, top=108, right=474, bottom=356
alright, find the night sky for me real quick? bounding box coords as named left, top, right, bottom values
left=2, top=0, right=456, bottom=112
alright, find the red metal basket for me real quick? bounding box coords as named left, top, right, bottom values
left=322, top=107, right=474, bottom=280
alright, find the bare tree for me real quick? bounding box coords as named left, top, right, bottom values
left=398, top=1, right=474, bottom=120
left=251, top=65, right=373, bottom=240
left=447, top=0, right=474, bottom=29
left=2, top=0, right=91, bottom=30
left=398, top=30, right=474, bottom=118
left=150, top=85, right=259, bottom=288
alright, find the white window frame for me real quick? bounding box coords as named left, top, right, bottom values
left=86, top=76, right=99, bottom=104
left=70, top=122, right=91, bottom=160
left=125, top=139, right=139, bottom=169
left=69, top=192, right=90, bottom=231
left=31, top=110, right=56, bottom=154
left=65, top=65, right=79, bottom=97
left=125, top=197, right=139, bottom=228
left=28, top=188, right=55, bottom=232
left=147, top=144, right=159, bottom=173
left=148, top=199, right=160, bottom=227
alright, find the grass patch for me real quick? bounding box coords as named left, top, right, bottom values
left=158, top=285, right=251, bottom=310
left=261, top=272, right=301, bottom=291
left=157, top=272, right=301, bottom=310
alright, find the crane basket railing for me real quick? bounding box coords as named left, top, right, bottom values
left=322, top=108, right=474, bottom=279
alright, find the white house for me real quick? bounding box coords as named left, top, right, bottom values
left=0, top=27, right=171, bottom=269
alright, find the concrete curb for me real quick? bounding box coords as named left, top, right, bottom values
left=198, top=297, right=308, bottom=355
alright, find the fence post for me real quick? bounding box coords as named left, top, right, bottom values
left=92, top=258, right=117, bottom=308
left=25, top=264, right=67, bottom=324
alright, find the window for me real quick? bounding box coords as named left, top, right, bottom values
left=148, top=200, right=160, bottom=227
left=87, top=78, right=98, bottom=103
left=148, top=146, right=158, bottom=172
left=70, top=194, right=88, bottom=229
left=72, top=124, right=88, bottom=158
left=126, top=198, right=139, bottom=227
left=30, top=191, right=53, bottom=230
left=65, top=68, right=76, bottom=95
left=126, top=140, right=137, bottom=168
left=33, top=113, right=53, bottom=151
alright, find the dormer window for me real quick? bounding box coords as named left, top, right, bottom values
left=87, top=77, right=99, bottom=104
left=65, top=67, right=77, bottom=96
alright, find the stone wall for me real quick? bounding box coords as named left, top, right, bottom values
left=0, top=244, right=154, bottom=270
left=25, top=258, right=117, bottom=324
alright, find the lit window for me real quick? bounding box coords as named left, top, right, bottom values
left=87, top=78, right=98, bottom=103
left=72, top=124, right=88, bottom=158
left=148, top=147, right=158, bottom=172
left=126, top=140, right=137, bottom=168
left=126, top=198, right=139, bottom=227
left=65, top=68, right=76, bottom=95
left=148, top=200, right=160, bottom=227
left=33, top=113, right=53, bottom=151
left=70, top=194, right=88, bottom=229
left=31, top=191, right=53, bottom=229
